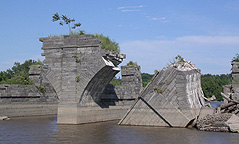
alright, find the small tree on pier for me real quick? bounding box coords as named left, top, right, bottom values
left=52, top=13, right=81, bottom=35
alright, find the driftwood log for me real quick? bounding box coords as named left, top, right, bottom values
left=220, top=92, right=239, bottom=114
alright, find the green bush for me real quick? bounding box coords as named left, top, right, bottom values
left=127, top=61, right=141, bottom=70
left=232, top=54, right=239, bottom=62
left=94, top=34, right=120, bottom=54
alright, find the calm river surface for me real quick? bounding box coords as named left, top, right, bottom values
left=0, top=115, right=238, bottom=144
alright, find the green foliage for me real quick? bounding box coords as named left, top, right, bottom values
left=109, top=77, right=122, bottom=86
left=232, top=54, right=239, bottom=62
left=127, top=61, right=137, bottom=66
left=73, top=53, right=80, bottom=63
left=153, top=86, right=163, bottom=93
left=0, top=59, right=43, bottom=85
left=169, top=55, right=185, bottom=64
left=36, top=85, right=46, bottom=93
left=154, top=69, right=159, bottom=74
left=94, top=34, right=120, bottom=54
left=201, top=74, right=232, bottom=101
left=127, top=61, right=141, bottom=70
left=71, top=30, right=85, bottom=35
left=175, top=55, right=185, bottom=63
left=52, top=13, right=81, bottom=35
left=141, top=73, right=154, bottom=87
left=75, top=76, right=80, bottom=82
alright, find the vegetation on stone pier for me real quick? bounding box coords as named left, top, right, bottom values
left=232, top=53, right=239, bottom=62
left=0, top=59, right=43, bottom=85
left=126, top=61, right=141, bottom=70
left=52, top=13, right=82, bottom=35
left=94, top=34, right=120, bottom=54
left=52, top=13, right=120, bottom=54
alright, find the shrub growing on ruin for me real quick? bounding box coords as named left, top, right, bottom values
left=52, top=13, right=81, bottom=35
left=232, top=54, right=239, bottom=62
left=126, top=61, right=141, bottom=70
left=94, top=34, right=120, bottom=54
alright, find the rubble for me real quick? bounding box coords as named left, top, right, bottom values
left=196, top=113, right=239, bottom=133
left=195, top=61, right=239, bottom=133
left=196, top=113, right=232, bottom=132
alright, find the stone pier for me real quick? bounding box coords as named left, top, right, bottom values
left=119, top=61, right=205, bottom=127
left=40, top=35, right=128, bottom=124
left=223, top=62, right=239, bottom=104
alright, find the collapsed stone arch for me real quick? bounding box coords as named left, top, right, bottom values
left=40, top=35, right=125, bottom=124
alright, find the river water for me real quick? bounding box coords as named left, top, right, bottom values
left=0, top=116, right=238, bottom=144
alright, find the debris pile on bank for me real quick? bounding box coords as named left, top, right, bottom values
left=220, top=92, right=239, bottom=115
left=196, top=113, right=239, bottom=132
left=195, top=62, right=239, bottom=133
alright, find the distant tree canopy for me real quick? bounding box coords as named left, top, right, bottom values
left=109, top=76, right=122, bottom=86
left=201, top=74, right=232, bottom=101
left=232, top=54, right=239, bottom=62
left=141, top=73, right=154, bottom=87
left=0, top=60, right=43, bottom=85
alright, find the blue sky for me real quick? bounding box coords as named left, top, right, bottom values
left=1, top=0, right=239, bottom=74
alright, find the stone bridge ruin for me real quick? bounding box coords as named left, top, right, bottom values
left=40, top=35, right=132, bottom=124
left=119, top=61, right=205, bottom=127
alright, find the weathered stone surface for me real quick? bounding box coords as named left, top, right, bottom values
left=0, top=104, right=57, bottom=117
left=40, top=35, right=128, bottom=124
left=119, top=61, right=205, bottom=127
left=223, top=62, right=239, bottom=102
left=101, top=65, right=143, bottom=101
left=198, top=107, right=215, bottom=119
left=0, top=60, right=58, bottom=117
left=222, top=62, right=239, bottom=116
left=225, top=114, right=239, bottom=132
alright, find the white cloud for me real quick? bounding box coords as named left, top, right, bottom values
left=122, top=9, right=142, bottom=12
left=117, top=5, right=144, bottom=10
left=150, top=17, right=167, bottom=22
left=118, top=5, right=144, bottom=13
left=120, top=35, right=239, bottom=74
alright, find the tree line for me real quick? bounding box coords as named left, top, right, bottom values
left=0, top=60, right=43, bottom=85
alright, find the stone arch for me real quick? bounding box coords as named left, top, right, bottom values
left=78, top=64, right=119, bottom=107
